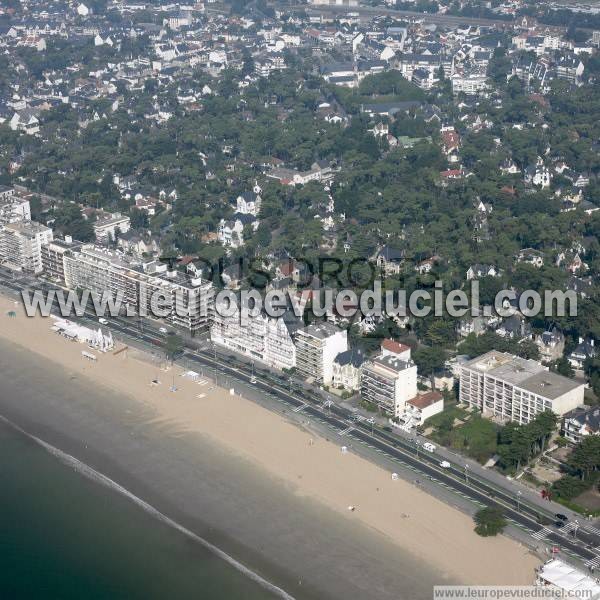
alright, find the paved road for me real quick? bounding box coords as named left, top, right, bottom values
left=3, top=268, right=600, bottom=569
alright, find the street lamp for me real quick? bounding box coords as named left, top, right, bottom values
left=574, top=519, right=579, bottom=539
left=516, top=490, right=522, bottom=512
left=465, top=464, right=470, bottom=485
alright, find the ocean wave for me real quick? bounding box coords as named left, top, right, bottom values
left=0, top=415, right=296, bottom=600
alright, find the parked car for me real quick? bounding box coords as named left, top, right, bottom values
left=440, top=461, right=451, bottom=468
left=98, top=318, right=108, bottom=325
left=423, top=442, right=436, bottom=453
left=159, top=327, right=168, bottom=334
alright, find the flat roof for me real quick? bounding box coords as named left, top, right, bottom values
left=464, top=350, right=583, bottom=398
left=300, top=321, right=342, bottom=340
left=370, top=354, right=413, bottom=374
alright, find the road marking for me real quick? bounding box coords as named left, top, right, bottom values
left=585, top=556, right=600, bottom=569
left=338, top=426, right=354, bottom=436
left=292, top=403, right=308, bottom=413
left=584, top=526, right=600, bottom=537
left=562, top=522, right=578, bottom=534
left=532, top=527, right=552, bottom=540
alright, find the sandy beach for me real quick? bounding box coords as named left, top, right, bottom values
left=0, top=293, right=540, bottom=598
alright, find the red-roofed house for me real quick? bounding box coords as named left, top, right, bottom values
left=381, top=338, right=411, bottom=361
left=404, top=391, right=444, bottom=426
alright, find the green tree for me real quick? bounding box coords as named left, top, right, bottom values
left=164, top=333, right=183, bottom=362
left=474, top=507, right=507, bottom=537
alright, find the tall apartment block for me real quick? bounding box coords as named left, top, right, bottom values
left=460, top=350, right=584, bottom=424
left=295, top=322, right=348, bottom=385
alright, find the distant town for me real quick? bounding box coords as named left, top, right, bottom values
left=3, top=0, right=600, bottom=595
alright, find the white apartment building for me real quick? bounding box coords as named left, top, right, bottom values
left=211, top=305, right=300, bottom=371
left=63, top=245, right=213, bottom=333
left=0, top=188, right=31, bottom=224
left=460, top=351, right=584, bottom=425
left=361, top=354, right=417, bottom=417
left=0, top=221, right=53, bottom=273
left=93, top=213, right=131, bottom=244
left=295, top=322, right=348, bottom=385
left=41, top=237, right=82, bottom=282
left=451, top=73, right=489, bottom=95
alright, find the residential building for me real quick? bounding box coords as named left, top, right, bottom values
left=517, top=248, right=544, bottom=267
left=361, top=353, right=417, bottom=417
left=295, top=322, right=348, bottom=385
left=451, top=73, right=489, bottom=95
left=0, top=221, right=53, bottom=273
left=211, top=306, right=300, bottom=371
left=41, top=237, right=82, bottom=282
left=563, top=406, right=600, bottom=444
left=534, top=329, right=565, bottom=363
left=402, top=390, right=444, bottom=427
left=63, top=245, right=213, bottom=333
left=459, top=351, right=585, bottom=425
left=380, top=338, right=411, bottom=361
left=93, top=213, right=131, bottom=244
left=568, top=338, right=596, bottom=370
left=332, top=348, right=365, bottom=392
left=235, top=190, right=262, bottom=216
left=466, top=264, right=499, bottom=280
left=376, top=245, right=405, bottom=276
left=0, top=190, right=31, bottom=224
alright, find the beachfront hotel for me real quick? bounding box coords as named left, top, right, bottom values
left=294, top=322, right=348, bottom=385
left=459, top=350, right=585, bottom=425
left=60, top=244, right=214, bottom=334
left=210, top=305, right=301, bottom=371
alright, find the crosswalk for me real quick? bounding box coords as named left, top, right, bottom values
left=562, top=522, right=578, bottom=534
left=585, top=526, right=600, bottom=537
left=532, top=527, right=552, bottom=541
left=338, top=426, right=354, bottom=436
left=585, top=555, right=600, bottom=569
left=292, top=403, right=308, bottom=413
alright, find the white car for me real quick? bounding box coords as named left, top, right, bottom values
left=422, top=442, right=436, bottom=453
left=159, top=327, right=168, bottom=334
left=440, top=461, right=451, bottom=468
left=98, top=318, right=108, bottom=325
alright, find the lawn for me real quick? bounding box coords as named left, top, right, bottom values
left=429, top=409, right=499, bottom=464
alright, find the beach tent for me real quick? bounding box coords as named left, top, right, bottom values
left=537, top=559, right=600, bottom=599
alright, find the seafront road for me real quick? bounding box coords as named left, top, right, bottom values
left=1, top=265, right=599, bottom=569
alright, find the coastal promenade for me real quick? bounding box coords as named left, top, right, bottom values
left=0, top=266, right=599, bottom=571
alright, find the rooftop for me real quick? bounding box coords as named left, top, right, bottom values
left=464, top=351, right=583, bottom=399
left=300, top=321, right=343, bottom=340
left=408, top=391, right=443, bottom=409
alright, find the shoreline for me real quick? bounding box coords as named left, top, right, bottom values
left=0, top=294, right=541, bottom=598
left=0, top=413, right=294, bottom=600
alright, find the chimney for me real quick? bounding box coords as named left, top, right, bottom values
left=64, top=235, right=72, bottom=244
